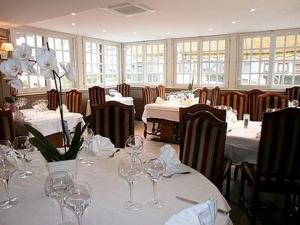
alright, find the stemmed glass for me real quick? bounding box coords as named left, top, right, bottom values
left=81, top=128, right=94, bottom=166
left=45, top=171, right=74, bottom=225
left=0, top=150, right=18, bottom=209
left=124, top=135, right=144, bottom=158
left=144, top=158, right=166, bottom=208
left=12, top=136, right=33, bottom=178
left=118, top=156, right=143, bottom=211
left=65, top=182, right=92, bottom=225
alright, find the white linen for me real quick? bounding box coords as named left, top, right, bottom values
left=56, top=104, right=69, bottom=113
left=165, top=199, right=217, bottom=225
left=89, top=135, right=114, bottom=155
left=0, top=151, right=231, bottom=225
left=155, top=97, right=166, bottom=104
left=225, top=121, right=261, bottom=165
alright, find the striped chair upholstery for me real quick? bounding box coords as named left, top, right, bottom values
left=156, top=85, right=166, bottom=100
left=198, top=87, right=208, bottom=104
left=143, top=86, right=154, bottom=105
left=182, top=111, right=227, bottom=190
left=117, top=83, right=130, bottom=97
left=66, top=89, right=82, bottom=113
left=257, top=93, right=288, bottom=121
left=220, top=91, right=247, bottom=120
left=246, top=89, right=264, bottom=121
left=88, top=86, right=105, bottom=106
left=286, top=86, right=300, bottom=101
left=0, top=109, right=15, bottom=142
left=211, top=86, right=220, bottom=106
left=240, top=108, right=300, bottom=224
left=91, top=101, right=134, bottom=148
left=47, top=89, right=59, bottom=110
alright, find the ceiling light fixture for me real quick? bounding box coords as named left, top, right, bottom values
left=102, top=29, right=107, bottom=33
left=250, top=8, right=255, bottom=12
left=208, top=28, right=213, bottom=31
left=71, top=12, right=76, bottom=16
left=72, top=22, right=76, bottom=26
left=133, top=31, right=137, bottom=34
left=166, top=32, right=170, bottom=35
left=231, top=21, right=236, bottom=24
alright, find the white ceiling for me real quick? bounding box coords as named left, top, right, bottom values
left=1, top=0, right=300, bottom=42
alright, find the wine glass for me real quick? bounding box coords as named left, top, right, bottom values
left=0, top=140, right=12, bottom=156
left=12, top=136, right=33, bottom=178
left=124, top=135, right=144, bottom=158
left=0, top=152, right=18, bottom=209
left=65, top=182, right=92, bottom=225
left=46, top=171, right=74, bottom=225
left=144, top=158, right=166, bottom=208
left=81, top=128, right=94, bottom=166
left=118, top=156, right=143, bottom=211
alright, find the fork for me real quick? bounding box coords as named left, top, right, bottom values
left=109, top=149, right=121, bottom=158
left=163, top=171, right=191, bottom=178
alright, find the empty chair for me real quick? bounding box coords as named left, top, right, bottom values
left=156, top=85, right=166, bottom=100
left=182, top=110, right=227, bottom=192
left=246, top=89, right=264, bottom=121
left=88, top=86, right=105, bottom=106
left=143, top=86, right=154, bottom=105
left=286, top=86, right=300, bottom=101
left=257, top=93, right=288, bottom=121
left=47, top=89, right=59, bottom=110
left=220, top=91, right=247, bottom=120
left=0, top=109, right=15, bottom=142
left=211, top=86, right=220, bottom=106
left=198, top=87, right=208, bottom=104
left=66, top=89, right=82, bottom=113
left=91, top=101, right=134, bottom=148
left=239, top=108, right=300, bottom=224
left=117, top=83, right=130, bottom=97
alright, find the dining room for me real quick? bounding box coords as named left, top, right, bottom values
left=0, top=1, right=300, bottom=225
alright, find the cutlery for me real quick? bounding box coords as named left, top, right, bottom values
left=16, top=155, right=32, bottom=162
left=163, top=171, right=191, bottom=178
left=227, top=129, right=232, bottom=133
left=109, top=149, right=121, bottom=158
left=175, top=196, right=229, bottom=215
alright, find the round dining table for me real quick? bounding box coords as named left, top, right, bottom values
left=0, top=150, right=232, bottom=225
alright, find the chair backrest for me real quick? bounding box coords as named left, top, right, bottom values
left=47, top=89, right=59, bottom=110
left=88, top=86, right=105, bottom=106
left=66, top=89, right=82, bottom=113
left=179, top=104, right=226, bottom=161
left=257, top=93, right=288, bottom=121
left=156, top=85, right=166, bottom=100
left=246, top=89, right=264, bottom=121
left=220, top=91, right=247, bottom=120
left=211, top=86, right=220, bottom=106
left=257, top=108, right=300, bottom=187
left=117, top=83, right=130, bottom=97
left=0, top=109, right=15, bottom=142
left=143, top=86, right=154, bottom=105
left=286, top=86, right=300, bottom=101
left=182, top=110, right=227, bottom=189
left=198, top=87, right=208, bottom=104
left=91, top=101, right=134, bottom=148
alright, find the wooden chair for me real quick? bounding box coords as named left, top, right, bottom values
left=0, top=109, right=15, bottom=142
left=66, top=89, right=82, bottom=113
left=143, top=86, right=154, bottom=105
left=179, top=104, right=231, bottom=198
left=88, top=86, right=105, bottom=106
left=220, top=91, right=247, bottom=120
left=246, top=89, right=264, bottom=121
left=91, top=101, right=134, bottom=148
left=117, top=83, right=130, bottom=97
left=47, top=89, right=59, bottom=110
left=198, top=87, right=208, bottom=104
left=182, top=110, right=227, bottom=193
left=286, top=86, right=300, bottom=101
left=211, top=86, right=220, bottom=106
left=257, top=93, right=288, bottom=121
left=239, top=108, right=300, bottom=224
left=156, top=85, right=166, bottom=100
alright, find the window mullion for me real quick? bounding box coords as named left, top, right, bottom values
left=269, top=34, right=276, bottom=89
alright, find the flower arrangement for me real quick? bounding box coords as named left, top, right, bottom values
left=0, top=43, right=87, bottom=162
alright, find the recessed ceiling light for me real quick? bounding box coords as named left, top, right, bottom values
left=231, top=21, right=236, bottom=24
left=72, top=22, right=76, bottom=26
left=250, top=8, right=255, bottom=12
left=133, top=31, right=137, bottom=35
left=71, top=12, right=76, bottom=16
left=208, top=28, right=213, bottom=31
left=102, top=29, right=107, bottom=33
left=166, top=32, right=170, bottom=35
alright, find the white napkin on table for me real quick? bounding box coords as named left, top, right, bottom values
left=56, top=104, right=69, bottom=113
left=155, top=97, right=165, bottom=104
left=226, top=110, right=237, bottom=123
left=165, top=198, right=217, bottom=225
left=114, top=92, right=122, bottom=98
left=89, top=135, right=114, bottom=156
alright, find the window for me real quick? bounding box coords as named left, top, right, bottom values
left=124, top=42, right=166, bottom=85
left=104, top=44, right=119, bottom=86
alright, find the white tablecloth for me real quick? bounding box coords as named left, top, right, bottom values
left=86, top=96, right=134, bottom=116
left=0, top=151, right=232, bottom=225
left=14, top=109, right=84, bottom=136
left=225, top=121, right=261, bottom=165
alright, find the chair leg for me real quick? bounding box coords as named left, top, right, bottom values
left=152, top=122, right=156, bottom=134
left=143, top=123, right=147, bottom=138
left=234, top=165, right=240, bottom=180
left=225, top=166, right=231, bottom=199
left=239, top=167, right=245, bottom=205
left=251, top=189, right=259, bottom=225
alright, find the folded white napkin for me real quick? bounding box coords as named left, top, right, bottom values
left=155, top=97, right=166, bottom=104
left=33, top=102, right=48, bottom=112
left=165, top=198, right=217, bottom=225
left=226, top=110, right=237, bottom=123
left=89, top=135, right=114, bottom=156
left=114, top=92, right=122, bottom=98
left=56, top=104, right=69, bottom=113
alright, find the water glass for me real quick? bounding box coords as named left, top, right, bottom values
left=81, top=128, right=94, bottom=166
left=243, top=114, right=250, bottom=128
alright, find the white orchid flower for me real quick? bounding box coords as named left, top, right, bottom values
left=60, top=63, right=76, bottom=81
left=36, top=47, right=57, bottom=73
left=0, top=58, right=22, bottom=79
left=8, top=78, right=23, bottom=91
left=14, top=43, right=32, bottom=61
left=40, top=64, right=59, bottom=80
